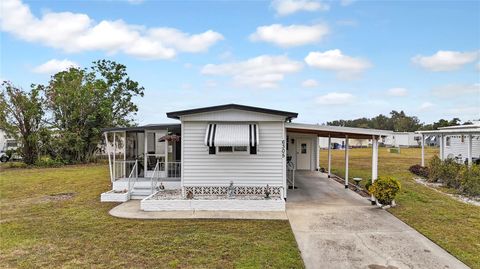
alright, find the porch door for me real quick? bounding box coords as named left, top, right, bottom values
left=296, top=138, right=311, bottom=170
left=144, top=130, right=167, bottom=178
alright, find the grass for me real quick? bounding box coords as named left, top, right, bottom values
left=321, top=147, right=480, bottom=269
left=0, top=164, right=304, bottom=268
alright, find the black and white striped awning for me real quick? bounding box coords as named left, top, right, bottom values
left=204, top=123, right=259, bottom=147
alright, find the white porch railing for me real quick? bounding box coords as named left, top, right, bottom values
left=113, top=160, right=138, bottom=181
left=167, top=162, right=181, bottom=178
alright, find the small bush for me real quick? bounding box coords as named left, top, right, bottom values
left=459, top=165, right=480, bottom=197
left=364, top=178, right=373, bottom=192
left=34, top=156, right=65, bottom=168
left=441, top=158, right=462, bottom=188
left=1, top=162, right=28, bottom=169
left=369, top=177, right=401, bottom=205
left=409, top=164, right=429, bottom=178
left=428, top=156, right=443, bottom=182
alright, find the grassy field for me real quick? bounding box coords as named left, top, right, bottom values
left=321, top=147, right=480, bottom=269
left=0, top=164, right=304, bottom=268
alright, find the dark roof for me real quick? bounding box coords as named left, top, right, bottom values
left=102, top=123, right=181, bottom=132
left=166, top=104, right=298, bottom=120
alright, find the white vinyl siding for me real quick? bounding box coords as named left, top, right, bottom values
left=444, top=135, right=480, bottom=160
left=182, top=121, right=284, bottom=186
left=181, top=109, right=285, bottom=122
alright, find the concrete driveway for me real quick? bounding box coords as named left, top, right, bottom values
left=286, top=171, right=469, bottom=269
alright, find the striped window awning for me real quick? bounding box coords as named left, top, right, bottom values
left=205, top=123, right=259, bottom=147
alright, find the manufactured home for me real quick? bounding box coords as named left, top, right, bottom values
left=101, top=104, right=388, bottom=211
left=383, top=132, right=422, bottom=148
left=418, top=122, right=480, bottom=166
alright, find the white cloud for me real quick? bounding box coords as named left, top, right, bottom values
left=432, top=83, right=480, bottom=97
left=412, top=50, right=479, bottom=72
left=250, top=24, right=329, bottom=47
left=33, top=59, right=79, bottom=74
left=448, top=106, right=480, bottom=117
left=340, top=0, right=356, bottom=6
left=126, top=0, right=144, bottom=4
left=315, top=92, right=355, bottom=105
left=201, top=55, right=303, bottom=88
left=387, top=87, right=408, bottom=97
left=419, top=102, right=434, bottom=111
left=181, top=83, right=192, bottom=90
left=148, top=28, right=223, bottom=53
left=0, top=0, right=223, bottom=60
left=305, top=49, right=371, bottom=78
left=301, top=79, right=319, bottom=88
left=205, top=80, right=218, bottom=88
left=271, top=0, right=329, bottom=16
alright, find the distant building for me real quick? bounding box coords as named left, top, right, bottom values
left=383, top=132, right=422, bottom=148
left=318, top=137, right=369, bottom=149
left=0, top=129, right=18, bottom=152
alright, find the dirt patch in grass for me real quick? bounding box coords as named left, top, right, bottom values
left=43, top=192, right=76, bottom=202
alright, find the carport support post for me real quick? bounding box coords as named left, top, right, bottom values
left=467, top=134, right=472, bottom=167
left=344, top=135, right=349, bottom=189
left=439, top=134, right=444, bottom=160
left=421, top=134, right=425, bottom=167
left=327, top=135, right=332, bottom=178
left=371, top=136, right=379, bottom=205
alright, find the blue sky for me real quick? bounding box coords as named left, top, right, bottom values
left=1, top=0, right=479, bottom=125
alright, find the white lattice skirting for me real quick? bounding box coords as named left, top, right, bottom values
left=184, top=185, right=283, bottom=198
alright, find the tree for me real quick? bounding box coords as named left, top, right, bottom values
left=0, top=82, right=45, bottom=164
left=44, top=60, right=144, bottom=163
left=420, top=118, right=462, bottom=130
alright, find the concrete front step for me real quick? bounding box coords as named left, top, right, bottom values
left=130, top=188, right=154, bottom=200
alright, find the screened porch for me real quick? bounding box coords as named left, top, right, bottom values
left=103, top=124, right=182, bottom=184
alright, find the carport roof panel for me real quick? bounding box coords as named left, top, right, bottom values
left=102, top=123, right=181, bottom=132
left=286, top=123, right=391, bottom=139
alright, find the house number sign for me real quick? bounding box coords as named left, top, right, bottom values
left=281, top=140, right=286, bottom=158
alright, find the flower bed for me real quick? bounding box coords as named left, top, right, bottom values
left=100, top=190, right=130, bottom=202
left=141, top=190, right=285, bottom=211
left=413, top=156, right=480, bottom=198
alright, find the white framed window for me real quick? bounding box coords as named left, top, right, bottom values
left=217, top=146, right=249, bottom=154
left=446, top=137, right=451, bottom=147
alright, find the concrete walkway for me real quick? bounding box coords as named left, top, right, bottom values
left=286, top=171, right=469, bottom=269
left=109, top=200, right=288, bottom=220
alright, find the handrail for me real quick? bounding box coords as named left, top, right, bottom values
left=150, top=160, right=160, bottom=194
left=127, top=160, right=138, bottom=194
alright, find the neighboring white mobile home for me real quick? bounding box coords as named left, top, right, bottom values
left=100, top=104, right=389, bottom=211
left=383, top=132, right=422, bottom=148
left=418, top=122, right=480, bottom=165
left=0, top=128, right=18, bottom=152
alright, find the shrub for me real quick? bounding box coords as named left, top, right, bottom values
left=364, top=178, right=373, bottom=192
left=409, top=164, right=429, bottom=178
left=441, top=158, right=462, bottom=188
left=1, top=162, right=28, bottom=169
left=459, top=165, right=480, bottom=197
left=369, top=177, right=401, bottom=205
left=428, top=156, right=443, bottom=182
left=34, top=156, right=65, bottom=168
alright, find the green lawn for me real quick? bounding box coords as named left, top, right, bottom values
left=321, top=147, right=480, bottom=269
left=0, top=164, right=304, bottom=268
